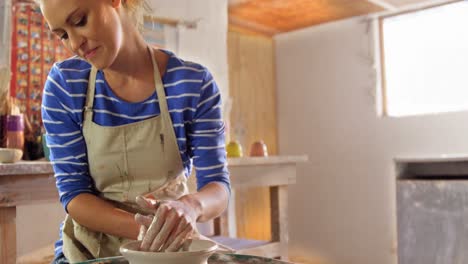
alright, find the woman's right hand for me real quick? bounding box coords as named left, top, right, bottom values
left=134, top=196, right=196, bottom=252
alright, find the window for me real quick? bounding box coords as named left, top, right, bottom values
left=380, top=0, right=468, bottom=117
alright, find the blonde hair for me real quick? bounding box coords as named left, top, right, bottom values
left=35, top=0, right=151, bottom=31
left=123, top=0, right=151, bottom=32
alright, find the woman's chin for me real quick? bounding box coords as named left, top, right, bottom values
left=87, top=59, right=110, bottom=70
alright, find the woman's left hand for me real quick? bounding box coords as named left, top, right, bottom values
left=134, top=196, right=198, bottom=252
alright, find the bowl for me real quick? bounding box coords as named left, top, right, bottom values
left=120, top=240, right=218, bottom=264
left=0, top=148, right=23, bottom=163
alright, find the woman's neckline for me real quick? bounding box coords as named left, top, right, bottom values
left=97, top=49, right=174, bottom=105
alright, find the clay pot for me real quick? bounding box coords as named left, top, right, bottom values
left=249, top=140, right=268, bottom=157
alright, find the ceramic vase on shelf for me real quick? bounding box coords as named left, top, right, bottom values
left=249, top=140, right=268, bottom=157
left=226, top=140, right=243, bottom=158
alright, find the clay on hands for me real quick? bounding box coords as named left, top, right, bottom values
left=135, top=196, right=195, bottom=252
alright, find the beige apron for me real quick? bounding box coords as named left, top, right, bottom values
left=61, top=47, right=190, bottom=263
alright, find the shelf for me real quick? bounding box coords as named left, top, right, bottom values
left=0, top=161, right=53, bottom=176
left=227, top=155, right=308, bottom=166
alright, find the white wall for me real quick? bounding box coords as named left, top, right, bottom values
left=148, top=0, right=229, bottom=100
left=275, top=17, right=468, bottom=264
left=18, top=0, right=228, bottom=257
left=0, top=0, right=12, bottom=96
left=0, top=0, right=12, bottom=69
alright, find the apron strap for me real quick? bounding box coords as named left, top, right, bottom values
left=84, top=49, right=169, bottom=126
left=83, top=48, right=175, bottom=143
left=148, top=47, right=171, bottom=127
left=147, top=46, right=185, bottom=184
left=84, top=66, right=98, bottom=124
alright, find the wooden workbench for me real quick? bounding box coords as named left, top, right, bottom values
left=0, top=161, right=57, bottom=264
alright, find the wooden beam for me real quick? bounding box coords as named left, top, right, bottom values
left=229, top=16, right=279, bottom=37
left=366, top=0, right=397, bottom=10
left=229, top=0, right=385, bottom=33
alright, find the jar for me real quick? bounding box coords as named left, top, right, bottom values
left=6, top=114, right=24, bottom=150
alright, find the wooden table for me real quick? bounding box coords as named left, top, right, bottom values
left=214, top=156, right=308, bottom=260
left=0, top=161, right=57, bottom=264
left=0, top=156, right=307, bottom=264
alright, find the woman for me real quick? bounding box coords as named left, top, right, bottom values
left=39, top=0, right=230, bottom=263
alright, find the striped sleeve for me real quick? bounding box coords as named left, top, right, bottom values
left=187, top=69, right=230, bottom=192
left=41, top=65, right=97, bottom=212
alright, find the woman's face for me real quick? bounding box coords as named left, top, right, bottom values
left=40, top=0, right=124, bottom=69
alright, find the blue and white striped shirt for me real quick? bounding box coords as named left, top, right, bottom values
left=41, top=50, right=230, bottom=257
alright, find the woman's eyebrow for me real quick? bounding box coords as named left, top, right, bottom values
left=50, top=8, right=80, bottom=32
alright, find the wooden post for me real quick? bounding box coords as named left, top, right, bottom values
left=214, top=189, right=237, bottom=237
left=214, top=211, right=229, bottom=236
left=0, top=207, right=16, bottom=264
left=270, top=185, right=288, bottom=260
